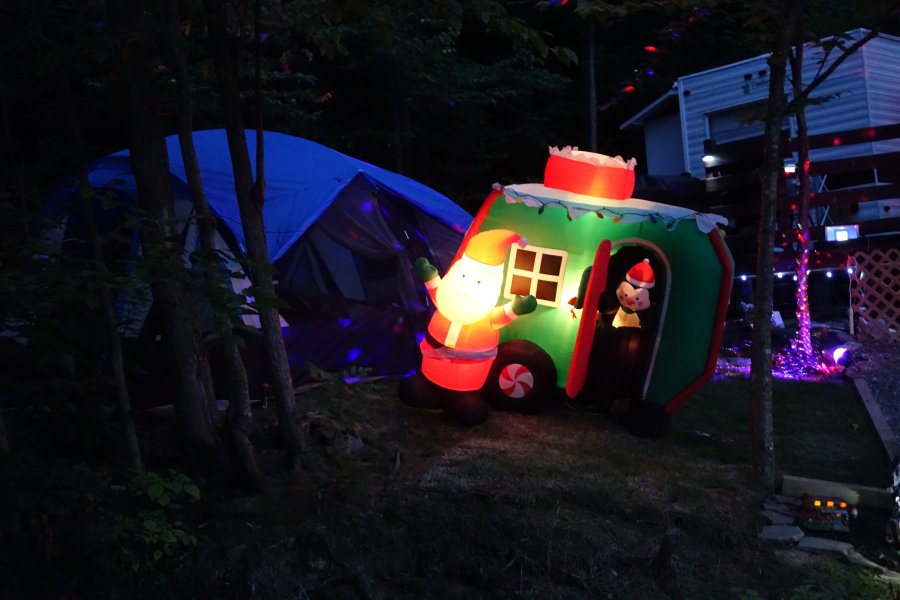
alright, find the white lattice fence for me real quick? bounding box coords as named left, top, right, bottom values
left=850, top=248, right=900, bottom=341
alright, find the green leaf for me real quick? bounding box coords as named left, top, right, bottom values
left=58, top=353, right=76, bottom=375
left=147, top=482, right=165, bottom=503
left=143, top=518, right=161, bottom=532
left=184, top=484, right=201, bottom=500
left=160, top=530, right=177, bottom=544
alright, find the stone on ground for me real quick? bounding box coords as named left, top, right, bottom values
left=759, top=525, right=805, bottom=543
left=796, top=536, right=853, bottom=556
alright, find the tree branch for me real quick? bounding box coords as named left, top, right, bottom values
left=787, top=5, right=900, bottom=114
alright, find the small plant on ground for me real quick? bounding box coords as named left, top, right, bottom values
left=110, top=469, right=202, bottom=567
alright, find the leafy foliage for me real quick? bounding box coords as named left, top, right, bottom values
left=110, top=469, right=201, bottom=570
left=0, top=456, right=202, bottom=596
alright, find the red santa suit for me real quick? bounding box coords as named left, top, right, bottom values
left=418, top=229, right=532, bottom=392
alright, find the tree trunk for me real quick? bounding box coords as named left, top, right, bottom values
left=392, top=95, right=412, bottom=174
left=204, top=0, right=306, bottom=471
left=790, top=15, right=813, bottom=363
left=62, top=79, right=143, bottom=473
left=106, top=0, right=224, bottom=476
left=1, top=91, right=12, bottom=456
left=166, top=0, right=263, bottom=489
left=0, top=91, right=11, bottom=165
left=0, top=400, right=8, bottom=455
left=583, top=19, right=597, bottom=152
left=751, top=0, right=800, bottom=492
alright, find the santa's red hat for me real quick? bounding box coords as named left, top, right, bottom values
left=464, top=229, right=528, bottom=266
left=626, top=259, right=655, bottom=289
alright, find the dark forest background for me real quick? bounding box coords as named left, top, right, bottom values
left=6, top=0, right=895, bottom=213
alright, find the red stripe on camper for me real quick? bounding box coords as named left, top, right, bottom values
left=453, top=188, right=502, bottom=264
left=566, top=239, right=612, bottom=399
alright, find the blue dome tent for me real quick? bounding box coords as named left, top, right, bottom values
left=44, top=130, right=471, bottom=397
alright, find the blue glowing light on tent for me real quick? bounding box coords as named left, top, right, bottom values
left=346, top=347, right=361, bottom=362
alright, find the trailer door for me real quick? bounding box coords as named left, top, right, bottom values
left=565, top=240, right=611, bottom=398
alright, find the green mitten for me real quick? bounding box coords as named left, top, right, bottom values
left=512, top=294, right=537, bottom=316
left=414, top=257, right=438, bottom=283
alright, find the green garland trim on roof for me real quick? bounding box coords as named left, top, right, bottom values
left=496, top=184, right=727, bottom=233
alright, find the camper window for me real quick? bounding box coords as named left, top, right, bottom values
left=504, top=245, right=568, bottom=307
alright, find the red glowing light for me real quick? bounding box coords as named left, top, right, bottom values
left=623, top=85, right=636, bottom=93
left=643, top=46, right=657, bottom=52
left=864, top=127, right=876, bottom=139
left=832, top=136, right=842, bottom=146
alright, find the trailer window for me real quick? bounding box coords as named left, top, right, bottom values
left=504, top=245, right=568, bottom=307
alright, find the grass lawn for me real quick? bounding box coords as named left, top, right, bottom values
left=677, top=376, right=890, bottom=488
left=170, top=374, right=897, bottom=599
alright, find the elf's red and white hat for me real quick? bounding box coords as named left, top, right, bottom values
left=626, top=259, right=655, bottom=289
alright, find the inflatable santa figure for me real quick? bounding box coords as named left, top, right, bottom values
left=612, top=258, right=655, bottom=328
left=399, top=229, right=537, bottom=425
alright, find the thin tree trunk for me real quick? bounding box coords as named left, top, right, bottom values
left=204, top=0, right=306, bottom=471
left=790, top=15, right=813, bottom=363
left=166, top=0, right=263, bottom=489
left=583, top=19, right=597, bottom=152
left=392, top=95, right=412, bottom=174
left=1, top=90, right=12, bottom=456
left=62, top=80, right=144, bottom=473
left=0, top=400, right=8, bottom=455
left=0, top=91, right=11, bottom=164
left=751, top=0, right=800, bottom=492
left=0, top=90, right=27, bottom=226
left=106, top=0, right=224, bottom=476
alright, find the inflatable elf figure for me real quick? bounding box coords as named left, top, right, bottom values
left=612, top=258, right=655, bottom=328
left=399, top=229, right=537, bottom=425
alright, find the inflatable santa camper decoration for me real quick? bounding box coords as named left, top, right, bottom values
left=400, top=147, right=733, bottom=438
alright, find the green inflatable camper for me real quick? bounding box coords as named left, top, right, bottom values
left=460, top=147, right=734, bottom=437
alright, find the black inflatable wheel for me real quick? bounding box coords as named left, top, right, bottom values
left=485, top=339, right=558, bottom=414
left=626, top=400, right=673, bottom=439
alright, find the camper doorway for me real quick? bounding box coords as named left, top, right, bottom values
left=581, top=243, right=668, bottom=406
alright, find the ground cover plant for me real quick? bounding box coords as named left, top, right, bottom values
left=2, top=374, right=897, bottom=598
left=678, top=377, right=888, bottom=488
